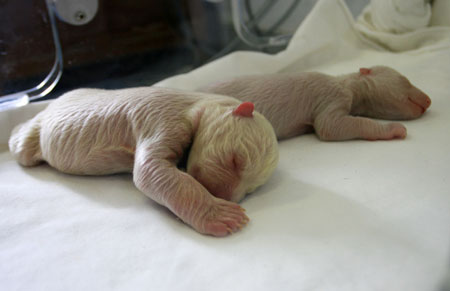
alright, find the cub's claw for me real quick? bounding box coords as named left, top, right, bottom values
left=388, top=123, right=407, bottom=139
left=194, top=198, right=249, bottom=237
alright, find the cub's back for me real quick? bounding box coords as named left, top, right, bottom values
left=38, top=87, right=201, bottom=172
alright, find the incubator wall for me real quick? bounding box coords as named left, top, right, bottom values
left=0, top=0, right=368, bottom=110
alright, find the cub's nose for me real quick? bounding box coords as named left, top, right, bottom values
left=424, top=95, right=431, bottom=109
left=409, top=93, right=431, bottom=114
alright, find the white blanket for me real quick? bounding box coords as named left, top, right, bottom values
left=355, top=0, right=450, bottom=51
left=359, top=0, right=432, bottom=34
left=1, top=1, right=449, bottom=290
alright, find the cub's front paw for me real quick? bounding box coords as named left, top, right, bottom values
left=194, top=198, right=249, bottom=237
left=365, top=122, right=407, bottom=141
left=387, top=123, right=407, bottom=140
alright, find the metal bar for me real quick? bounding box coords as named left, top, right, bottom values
left=0, top=0, right=63, bottom=111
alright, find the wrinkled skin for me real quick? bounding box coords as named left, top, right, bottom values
left=201, top=66, right=431, bottom=141
left=186, top=101, right=276, bottom=203
left=9, top=87, right=278, bottom=237
left=9, top=66, right=430, bottom=237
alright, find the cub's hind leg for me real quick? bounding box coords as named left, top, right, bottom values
left=8, top=118, right=43, bottom=167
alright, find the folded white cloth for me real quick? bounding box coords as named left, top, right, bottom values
left=355, top=0, right=450, bottom=51
left=365, top=0, right=431, bottom=33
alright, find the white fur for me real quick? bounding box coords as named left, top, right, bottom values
left=201, top=66, right=431, bottom=141
left=187, top=104, right=278, bottom=202
left=8, top=87, right=279, bottom=237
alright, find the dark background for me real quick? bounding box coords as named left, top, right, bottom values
left=0, top=0, right=234, bottom=98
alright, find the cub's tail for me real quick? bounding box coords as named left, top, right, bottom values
left=8, top=118, right=43, bottom=166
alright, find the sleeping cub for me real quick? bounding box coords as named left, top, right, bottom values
left=201, top=66, right=431, bottom=140
left=9, top=87, right=279, bottom=237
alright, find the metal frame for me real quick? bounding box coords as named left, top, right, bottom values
left=0, top=0, right=63, bottom=111
left=230, top=0, right=294, bottom=49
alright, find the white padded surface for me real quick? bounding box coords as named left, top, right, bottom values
left=1, top=1, right=449, bottom=290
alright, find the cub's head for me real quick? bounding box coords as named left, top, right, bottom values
left=355, top=66, right=431, bottom=119
left=187, top=101, right=278, bottom=202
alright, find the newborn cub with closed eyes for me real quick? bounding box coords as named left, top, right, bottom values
left=9, top=87, right=279, bottom=237
left=201, top=66, right=431, bottom=141
left=9, top=66, right=430, bottom=237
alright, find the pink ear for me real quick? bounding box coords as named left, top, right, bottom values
left=360, top=68, right=372, bottom=75
left=233, top=102, right=254, bottom=118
